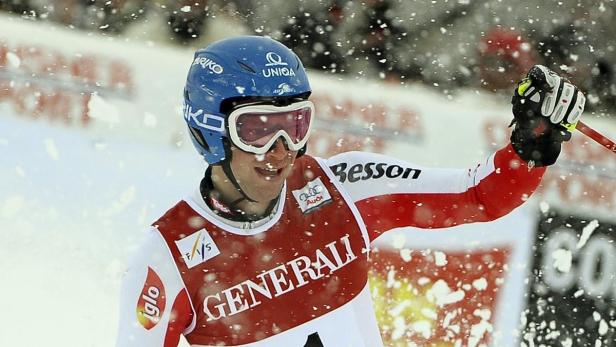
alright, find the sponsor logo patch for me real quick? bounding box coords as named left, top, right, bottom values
left=292, top=177, right=332, bottom=213
left=192, top=57, right=224, bottom=74
left=175, top=229, right=220, bottom=269
left=329, top=162, right=422, bottom=183
left=209, top=196, right=232, bottom=214
left=273, top=82, right=295, bottom=95
left=202, top=234, right=358, bottom=321
left=265, top=52, right=288, bottom=66
left=183, top=103, right=225, bottom=132
left=136, top=267, right=166, bottom=330
left=262, top=52, right=296, bottom=78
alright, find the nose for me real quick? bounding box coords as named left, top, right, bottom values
left=266, top=138, right=291, bottom=160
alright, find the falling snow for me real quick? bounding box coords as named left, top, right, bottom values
left=552, top=249, right=572, bottom=273
left=434, top=251, right=448, bottom=266
left=576, top=219, right=600, bottom=249
left=2, top=1, right=616, bottom=346
left=88, top=94, right=121, bottom=125
left=44, top=138, right=60, bottom=160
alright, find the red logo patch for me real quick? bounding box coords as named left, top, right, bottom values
left=136, top=267, right=166, bottom=330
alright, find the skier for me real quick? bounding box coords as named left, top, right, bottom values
left=116, top=35, right=585, bottom=346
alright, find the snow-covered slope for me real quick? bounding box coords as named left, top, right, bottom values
left=0, top=116, right=200, bottom=346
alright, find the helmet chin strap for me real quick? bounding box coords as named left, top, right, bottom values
left=220, top=157, right=258, bottom=204
left=219, top=138, right=258, bottom=204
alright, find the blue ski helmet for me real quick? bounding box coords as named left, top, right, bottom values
left=183, top=35, right=312, bottom=165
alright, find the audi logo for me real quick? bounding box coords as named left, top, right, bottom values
left=299, top=186, right=322, bottom=201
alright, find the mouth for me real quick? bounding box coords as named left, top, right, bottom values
left=254, top=166, right=284, bottom=180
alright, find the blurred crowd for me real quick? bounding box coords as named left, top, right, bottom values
left=3, top=0, right=616, bottom=114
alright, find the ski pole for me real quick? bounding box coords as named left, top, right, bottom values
left=576, top=120, right=616, bottom=154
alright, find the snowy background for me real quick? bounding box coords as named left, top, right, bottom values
left=2, top=1, right=616, bottom=346
left=0, top=116, right=199, bottom=346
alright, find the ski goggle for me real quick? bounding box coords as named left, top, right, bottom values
left=227, top=100, right=315, bottom=155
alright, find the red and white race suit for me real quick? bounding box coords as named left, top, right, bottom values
left=116, top=144, right=545, bottom=347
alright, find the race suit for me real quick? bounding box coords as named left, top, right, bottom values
left=116, top=144, right=545, bottom=346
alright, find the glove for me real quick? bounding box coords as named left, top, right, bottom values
left=510, top=65, right=586, bottom=167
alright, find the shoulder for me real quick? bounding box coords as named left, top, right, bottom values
left=323, top=151, right=423, bottom=184
left=295, top=152, right=392, bottom=173
left=150, top=198, right=216, bottom=264
left=324, top=151, right=407, bottom=173
left=152, top=197, right=210, bottom=234
left=117, top=228, right=194, bottom=343
left=153, top=200, right=196, bottom=229
left=121, top=227, right=187, bottom=307
left=130, top=228, right=175, bottom=269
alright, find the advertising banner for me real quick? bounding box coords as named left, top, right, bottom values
left=369, top=206, right=536, bottom=347
left=522, top=212, right=616, bottom=346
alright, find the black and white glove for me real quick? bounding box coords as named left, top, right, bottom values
left=510, top=65, right=586, bottom=167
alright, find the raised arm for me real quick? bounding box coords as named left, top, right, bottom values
left=327, top=65, right=585, bottom=242
left=326, top=144, right=544, bottom=241
left=116, top=229, right=194, bottom=347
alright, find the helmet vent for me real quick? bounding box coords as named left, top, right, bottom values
left=236, top=61, right=256, bottom=73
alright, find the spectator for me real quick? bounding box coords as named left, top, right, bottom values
left=280, top=1, right=346, bottom=73
left=335, top=0, right=409, bottom=80
left=0, top=0, right=32, bottom=15
left=122, top=1, right=249, bottom=48
left=165, top=0, right=209, bottom=43
left=539, top=20, right=616, bottom=112
left=477, top=27, right=536, bottom=92
left=32, top=0, right=148, bottom=33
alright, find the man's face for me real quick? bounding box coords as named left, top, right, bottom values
left=229, top=139, right=299, bottom=202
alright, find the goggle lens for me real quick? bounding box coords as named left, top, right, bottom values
left=234, top=106, right=312, bottom=147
